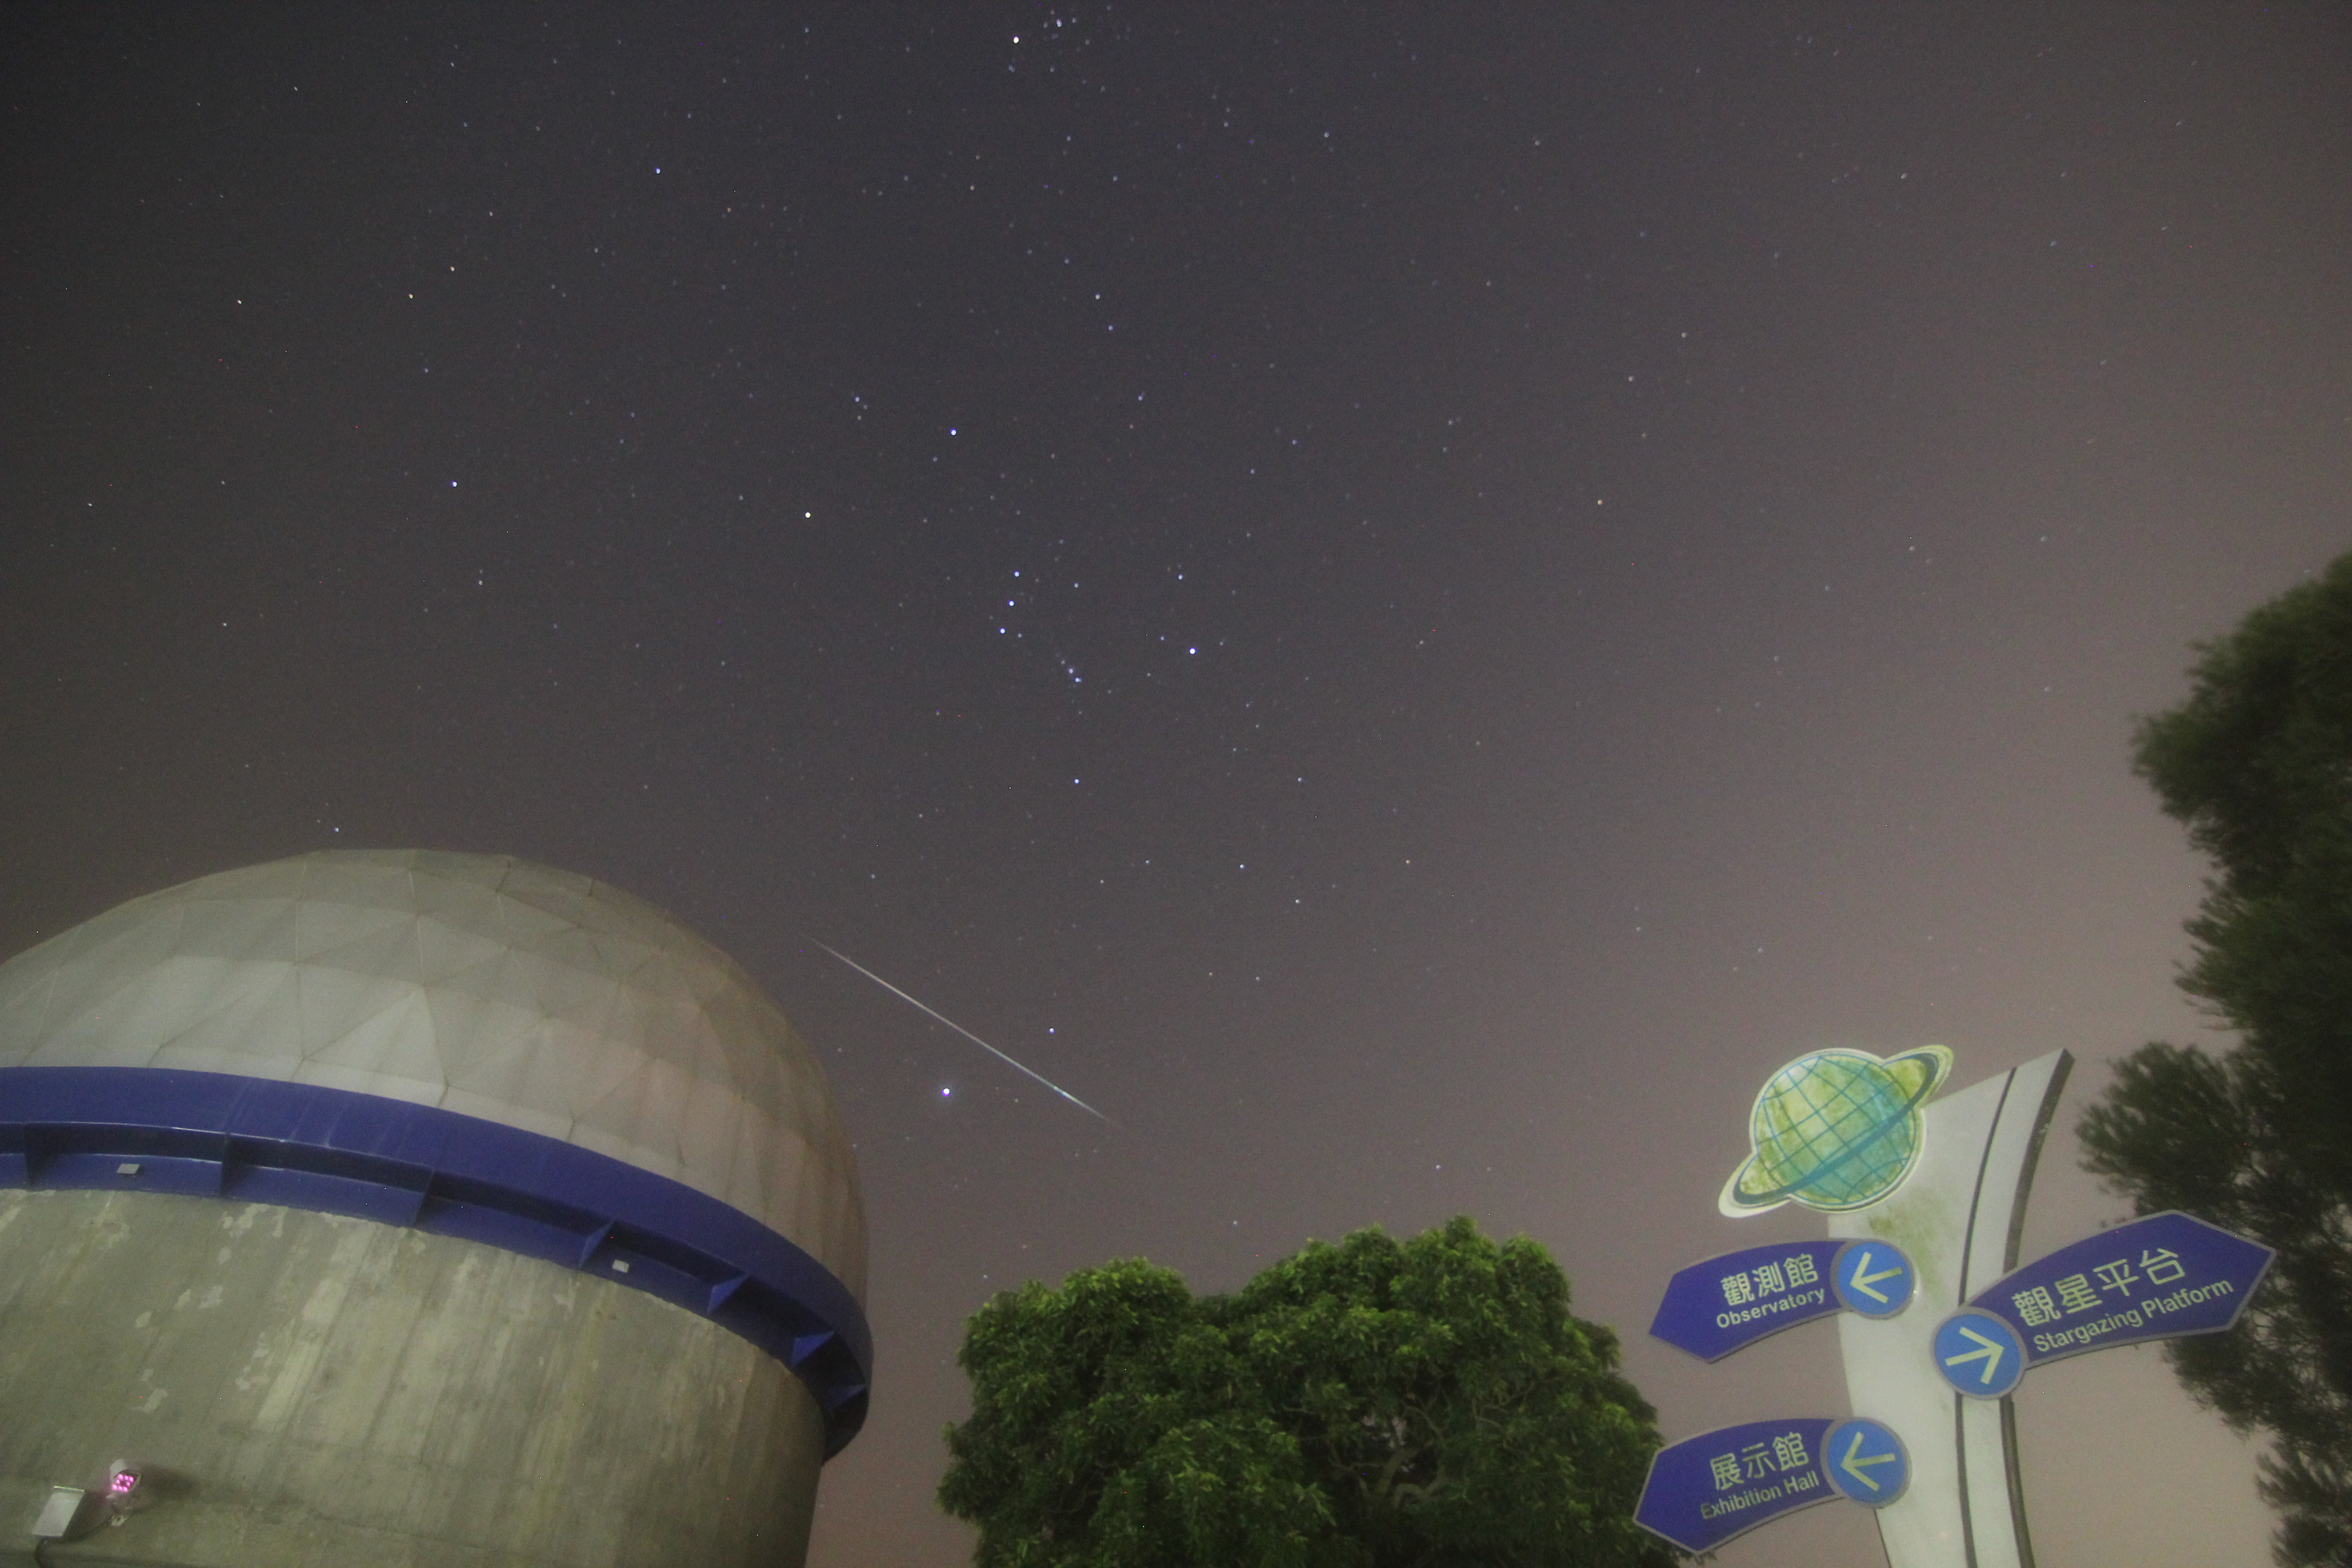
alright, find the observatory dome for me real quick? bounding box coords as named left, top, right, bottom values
left=0, top=849, right=864, bottom=1296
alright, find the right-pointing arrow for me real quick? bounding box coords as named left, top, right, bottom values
left=1942, top=1325, right=2007, bottom=1385
left=1839, top=1429, right=1898, bottom=1492
left=1846, top=1251, right=1902, bottom=1304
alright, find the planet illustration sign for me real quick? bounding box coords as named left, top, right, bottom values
left=1718, top=1045, right=1953, bottom=1217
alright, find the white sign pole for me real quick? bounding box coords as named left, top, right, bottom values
left=1828, top=1050, right=2072, bottom=1568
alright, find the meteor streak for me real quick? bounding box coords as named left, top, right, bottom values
left=810, top=940, right=1114, bottom=1124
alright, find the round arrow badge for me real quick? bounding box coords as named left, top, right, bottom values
left=1830, top=1239, right=1916, bottom=1318
left=1933, top=1308, right=2026, bottom=1398
left=1823, top=1418, right=1910, bottom=1507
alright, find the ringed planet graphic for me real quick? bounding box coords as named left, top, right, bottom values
left=1718, top=1045, right=1954, bottom=1217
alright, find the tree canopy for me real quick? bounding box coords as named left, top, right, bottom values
left=937, top=1216, right=1675, bottom=1568
left=2080, top=551, right=2352, bottom=1566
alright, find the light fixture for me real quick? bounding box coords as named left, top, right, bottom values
left=104, top=1463, right=145, bottom=1522
left=25, top=1461, right=147, bottom=1561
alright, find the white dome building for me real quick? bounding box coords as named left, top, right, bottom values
left=0, top=851, right=869, bottom=1568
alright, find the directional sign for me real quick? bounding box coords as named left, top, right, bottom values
left=1830, top=1239, right=1915, bottom=1318
left=1635, top=1418, right=1837, bottom=1553
left=1935, top=1308, right=2026, bottom=1398
left=1649, top=1240, right=1846, bottom=1361
left=1967, top=1210, right=2275, bottom=1371
left=1823, top=1418, right=1909, bottom=1507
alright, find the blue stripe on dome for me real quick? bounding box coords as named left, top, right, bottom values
left=0, top=1065, right=869, bottom=1455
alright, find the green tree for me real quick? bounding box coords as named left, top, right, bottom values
left=2080, top=552, right=2352, bottom=1566
left=939, top=1216, right=1676, bottom=1568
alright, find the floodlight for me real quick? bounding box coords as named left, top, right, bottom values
left=103, top=1462, right=145, bottom=1522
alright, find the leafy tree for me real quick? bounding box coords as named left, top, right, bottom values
left=939, top=1216, right=1676, bottom=1568
left=2080, top=552, right=2352, bottom=1566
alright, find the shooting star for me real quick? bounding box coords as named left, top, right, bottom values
left=810, top=940, right=1115, bottom=1124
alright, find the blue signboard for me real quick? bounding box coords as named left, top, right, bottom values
left=1649, top=1240, right=1846, bottom=1361
left=1823, top=1418, right=1909, bottom=1507
left=1830, top=1239, right=1915, bottom=1318
left=1635, top=1418, right=1838, bottom=1553
left=1934, top=1309, right=2026, bottom=1398
left=1966, top=1210, right=2274, bottom=1370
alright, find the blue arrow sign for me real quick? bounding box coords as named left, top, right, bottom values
left=1967, top=1210, right=2274, bottom=1370
left=1823, top=1418, right=1910, bottom=1507
left=1831, top=1239, right=1916, bottom=1318
left=1649, top=1240, right=1846, bottom=1361
left=1935, top=1308, right=2026, bottom=1397
left=1635, top=1418, right=1838, bottom=1553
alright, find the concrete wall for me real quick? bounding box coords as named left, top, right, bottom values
left=0, top=1188, right=828, bottom=1568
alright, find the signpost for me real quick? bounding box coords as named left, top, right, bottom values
left=1966, top=1210, right=2272, bottom=1370
left=1636, top=1414, right=1920, bottom=1551
left=1651, top=1239, right=1916, bottom=1362
left=1649, top=1240, right=1845, bottom=1361
left=1634, top=1418, right=1837, bottom=1553
left=1634, top=1046, right=2278, bottom=1567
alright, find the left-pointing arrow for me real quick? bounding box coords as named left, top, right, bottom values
left=1823, top=1419, right=1910, bottom=1508
left=1839, top=1429, right=1897, bottom=1492
left=1829, top=1238, right=1916, bottom=1318
left=1846, top=1252, right=1903, bottom=1304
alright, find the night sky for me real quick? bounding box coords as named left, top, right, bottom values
left=5, top=7, right=2350, bottom=1564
